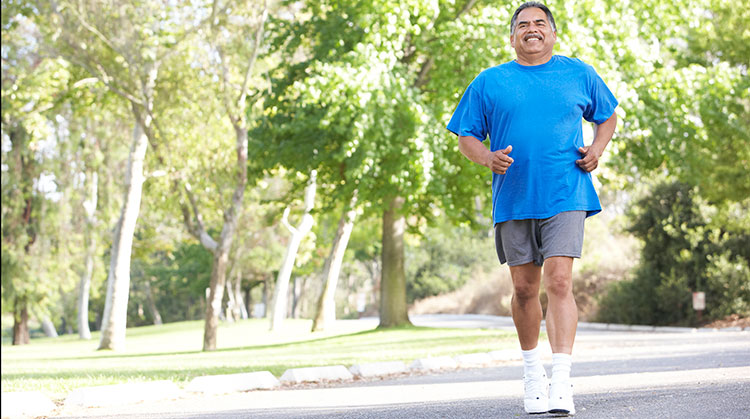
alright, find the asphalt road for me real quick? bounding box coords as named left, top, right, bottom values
left=54, top=316, right=750, bottom=419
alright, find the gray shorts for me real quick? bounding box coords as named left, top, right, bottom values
left=494, top=211, right=586, bottom=266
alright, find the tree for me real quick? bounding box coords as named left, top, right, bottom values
left=254, top=0, right=505, bottom=328
left=37, top=0, right=213, bottom=350
left=1, top=7, right=74, bottom=344
left=311, top=192, right=357, bottom=331
left=77, top=144, right=98, bottom=339
left=269, top=171, right=316, bottom=331
left=565, top=0, right=750, bottom=203
left=168, top=0, right=271, bottom=350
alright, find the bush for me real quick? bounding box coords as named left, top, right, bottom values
left=406, top=225, right=496, bottom=303
left=705, top=253, right=750, bottom=319
left=595, top=182, right=750, bottom=326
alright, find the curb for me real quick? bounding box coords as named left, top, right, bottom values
left=350, top=361, right=408, bottom=378
left=409, top=356, right=459, bottom=371
left=576, top=321, right=748, bottom=333
left=280, top=365, right=353, bottom=384
left=186, top=371, right=280, bottom=394
left=453, top=352, right=494, bottom=367
left=0, top=391, right=57, bottom=419
left=64, top=380, right=181, bottom=409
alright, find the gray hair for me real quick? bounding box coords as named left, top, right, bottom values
left=510, top=2, right=557, bottom=35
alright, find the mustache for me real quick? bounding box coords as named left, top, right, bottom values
left=524, top=33, right=543, bottom=41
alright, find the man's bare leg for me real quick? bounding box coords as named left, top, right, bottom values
left=543, top=256, right=577, bottom=415
left=509, top=262, right=543, bottom=350
left=543, top=256, right=577, bottom=354
left=510, top=262, right=550, bottom=414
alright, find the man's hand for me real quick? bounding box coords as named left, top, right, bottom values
left=578, top=112, right=617, bottom=172
left=487, top=145, right=514, bottom=174
left=576, top=146, right=601, bottom=172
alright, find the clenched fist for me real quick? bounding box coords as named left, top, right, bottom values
left=487, top=145, right=514, bottom=174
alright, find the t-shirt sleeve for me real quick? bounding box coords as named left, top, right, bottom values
left=446, top=84, right=488, bottom=141
left=582, top=67, right=618, bottom=125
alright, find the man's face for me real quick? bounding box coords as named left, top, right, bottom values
left=509, top=7, right=557, bottom=59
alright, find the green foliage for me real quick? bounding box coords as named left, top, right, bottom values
left=1, top=11, right=79, bottom=329
left=405, top=225, right=495, bottom=303
left=596, top=182, right=750, bottom=325
left=254, top=0, right=509, bottom=223
left=704, top=253, right=750, bottom=319
left=134, top=242, right=213, bottom=325
left=602, top=0, right=750, bottom=203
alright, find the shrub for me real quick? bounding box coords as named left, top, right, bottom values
left=595, top=182, right=750, bottom=325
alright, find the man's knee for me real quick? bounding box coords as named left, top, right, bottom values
left=510, top=263, right=542, bottom=301
left=513, top=282, right=540, bottom=301
left=544, top=271, right=572, bottom=297
left=543, top=257, right=574, bottom=297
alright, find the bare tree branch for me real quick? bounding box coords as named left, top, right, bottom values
left=237, top=1, right=268, bottom=111
left=67, top=0, right=130, bottom=62
left=153, top=0, right=233, bottom=64
left=455, top=0, right=479, bottom=20
left=49, top=36, right=144, bottom=105
left=280, top=207, right=297, bottom=235
left=415, top=58, right=434, bottom=88
left=183, top=182, right=219, bottom=252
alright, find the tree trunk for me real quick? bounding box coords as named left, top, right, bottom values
left=98, top=109, right=150, bottom=351
left=224, top=264, right=246, bottom=321
left=12, top=299, right=30, bottom=345
left=201, top=125, right=248, bottom=350
left=379, top=196, right=412, bottom=328
left=225, top=277, right=237, bottom=322
left=270, top=172, right=316, bottom=331
left=41, top=317, right=58, bottom=338
left=291, top=277, right=299, bottom=318
left=77, top=231, right=95, bottom=339
left=144, top=279, right=162, bottom=325
left=235, top=272, right=248, bottom=320
left=262, top=277, right=269, bottom=317
left=78, top=170, right=97, bottom=340
left=244, top=288, right=252, bottom=318
left=203, top=246, right=231, bottom=349
left=311, top=193, right=358, bottom=332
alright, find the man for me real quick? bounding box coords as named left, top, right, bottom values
left=447, top=2, right=618, bottom=415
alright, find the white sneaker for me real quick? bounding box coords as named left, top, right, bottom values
left=523, top=371, right=549, bottom=414
left=549, top=378, right=575, bottom=415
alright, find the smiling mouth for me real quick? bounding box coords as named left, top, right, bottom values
left=524, top=34, right=543, bottom=42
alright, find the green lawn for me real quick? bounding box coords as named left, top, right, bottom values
left=1, top=318, right=519, bottom=400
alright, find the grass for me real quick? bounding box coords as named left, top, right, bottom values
left=1, top=318, right=518, bottom=400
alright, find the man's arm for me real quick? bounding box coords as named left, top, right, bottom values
left=576, top=111, right=617, bottom=172
left=458, top=135, right=514, bottom=174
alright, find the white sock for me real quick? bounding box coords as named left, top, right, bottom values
left=551, top=353, right=572, bottom=382
left=522, top=346, right=545, bottom=376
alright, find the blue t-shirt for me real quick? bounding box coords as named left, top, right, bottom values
left=447, top=55, right=618, bottom=224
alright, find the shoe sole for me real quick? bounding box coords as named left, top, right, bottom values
left=524, top=399, right=548, bottom=414
left=524, top=406, right=549, bottom=414
left=548, top=408, right=575, bottom=416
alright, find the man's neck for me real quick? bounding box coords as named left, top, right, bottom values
left=515, top=53, right=554, bottom=66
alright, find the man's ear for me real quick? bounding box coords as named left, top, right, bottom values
left=509, top=34, right=515, bottom=48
